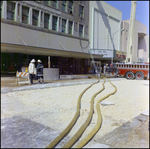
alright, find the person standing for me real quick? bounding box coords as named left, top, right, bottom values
left=28, top=59, right=36, bottom=84
left=97, top=64, right=102, bottom=78
left=36, top=59, right=44, bottom=84
left=103, top=63, right=108, bottom=77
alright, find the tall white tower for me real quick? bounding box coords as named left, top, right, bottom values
left=126, top=1, right=137, bottom=63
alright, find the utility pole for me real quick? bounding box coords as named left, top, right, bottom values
left=125, top=1, right=137, bottom=63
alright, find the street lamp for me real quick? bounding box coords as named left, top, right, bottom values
left=111, top=28, right=125, bottom=64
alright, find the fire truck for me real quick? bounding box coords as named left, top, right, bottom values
left=116, top=63, right=149, bottom=80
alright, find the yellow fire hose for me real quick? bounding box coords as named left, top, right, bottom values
left=46, top=79, right=100, bottom=148
left=74, top=78, right=117, bottom=148
left=62, top=78, right=106, bottom=148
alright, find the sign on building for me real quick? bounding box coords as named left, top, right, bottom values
left=91, top=49, right=113, bottom=58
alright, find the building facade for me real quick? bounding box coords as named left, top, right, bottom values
left=121, top=19, right=149, bottom=63
left=88, top=1, right=126, bottom=66
left=1, top=1, right=101, bottom=75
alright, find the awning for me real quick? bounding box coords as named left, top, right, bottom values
left=1, top=43, right=103, bottom=59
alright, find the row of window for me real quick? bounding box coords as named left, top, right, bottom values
left=1, top=1, right=85, bottom=38
left=38, top=1, right=84, bottom=17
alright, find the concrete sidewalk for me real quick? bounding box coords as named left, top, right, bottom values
left=95, top=111, right=149, bottom=148
left=1, top=76, right=124, bottom=94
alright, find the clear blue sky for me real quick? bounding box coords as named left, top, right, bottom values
left=105, top=1, right=149, bottom=34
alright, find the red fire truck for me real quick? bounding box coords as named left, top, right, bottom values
left=116, top=63, right=149, bottom=80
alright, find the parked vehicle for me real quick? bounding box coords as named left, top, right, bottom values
left=116, top=63, right=149, bottom=80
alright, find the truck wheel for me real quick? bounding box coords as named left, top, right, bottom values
left=125, top=71, right=134, bottom=80
left=135, top=72, right=144, bottom=80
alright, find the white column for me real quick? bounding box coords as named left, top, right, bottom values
left=29, top=7, right=32, bottom=25
left=72, top=21, right=75, bottom=35
left=66, top=19, right=69, bottom=33
left=20, top=4, right=22, bottom=23
left=49, top=14, right=52, bottom=30
left=38, top=10, right=41, bottom=27
left=3, top=1, right=7, bottom=19
left=15, top=2, right=18, bottom=22
left=57, top=16, right=59, bottom=31
left=77, top=22, right=79, bottom=37
left=83, top=24, right=85, bottom=38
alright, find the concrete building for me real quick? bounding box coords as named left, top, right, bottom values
left=121, top=19, right=149, bottom=63
left=1, top=1, right=102, bottom=76
left=88, top=1, right=126, bottom=66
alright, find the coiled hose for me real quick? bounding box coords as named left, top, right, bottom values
left=62, top=78, right=106, bottom=148
left=46, top=79, right=100, bottom=148
left=74, top=78, right=117, bottom=148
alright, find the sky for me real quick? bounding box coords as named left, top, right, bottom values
left=105, top=1, right=149, bottom=34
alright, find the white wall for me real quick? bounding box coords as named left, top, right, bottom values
left=121, top=20, right=149, bottom=62
left=1, top=22, right=89, bottom=54
left=89, top=1, right=122, bottom=51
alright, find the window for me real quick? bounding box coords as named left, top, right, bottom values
left=32, top=9, right=39, bottom=26
left=44, top=13, right=50, bottom=29
left=62, top=19, right=66, bottom=33
left=1, top=1, right=3, bottom=18
left=44, top=1, right=50, bottom=6
left=22, top=6, right=29, bottom=24
left=68, top=21, right=73, bottom=35
left=7, top=2, right=15, bottom=20
left=62, top=1, right=67, bottom=12
left=79, top=4, right=84, bottom=18
left=79, top=24, right=83, bottom=37
left=52, top=1, right=58, bottom=9
left=68, top=1, right=73, bottom=14
left=52, top=16, right=58, bottom=31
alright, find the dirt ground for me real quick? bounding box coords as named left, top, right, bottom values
left=1, top=77, right=149, bottom=148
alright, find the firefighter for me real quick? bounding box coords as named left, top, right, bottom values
left=28, top=59, right=36, bottom=84
left=36, top=59, right=44, bottom=84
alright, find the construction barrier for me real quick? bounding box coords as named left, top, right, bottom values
left=16, top=71, right=30, bottom=86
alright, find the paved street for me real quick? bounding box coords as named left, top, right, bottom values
left=1, top=76, right=149, bottom=148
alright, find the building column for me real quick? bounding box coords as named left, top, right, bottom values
left=38, top=10, right=44, bottom=27
left=16, top=2, right=21, bottom=23
left=15, top=2, right=18, bottom=22
left=72, top=21, right=75, bottom=35
left=3, top=1, right=7, bottom=19
left=49, top=14, right=52, bottom=30
left=83, top=24, right=85, bottom=38
left=20, top=4, right=22, bottom=23
left=66, top=19, right=69, bottom=34
left=57, top=16, right=60, bottom=32
left=29, top=7, right=32, bottom=25
left=40, top=11, right=44, bottom=28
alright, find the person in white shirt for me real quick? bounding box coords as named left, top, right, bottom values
left=28, top=59, right=36, bottom=84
